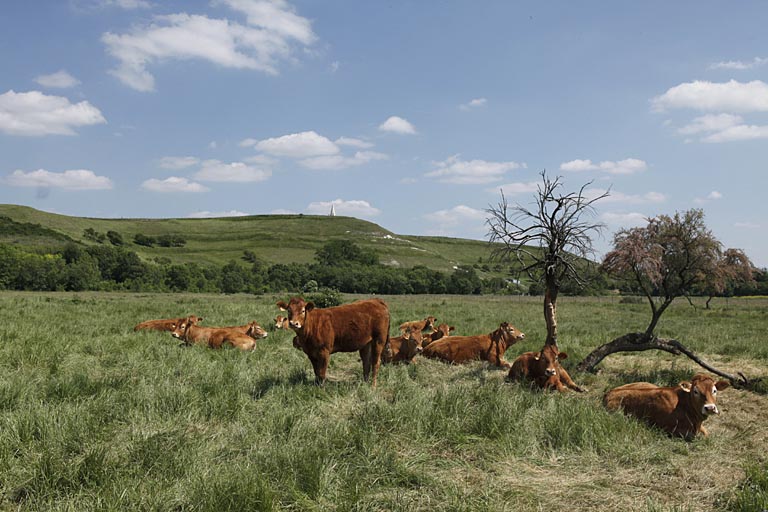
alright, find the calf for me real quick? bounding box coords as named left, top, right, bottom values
left=274, top=315, right=289, bottom=330
left=507, top=343, right=584, bottom=392
left=603, top=373, right=730, bottom=439
left=421, top=322, right=525, bottom=368
left=172, top=317, right=267, bottom=351
left=133, top=315, right=202, bottom=332
left=398, top=315, right=437, bottom=335
left=277, top=297, right=390, bottom=386
left=422, top=323, right=455, bottom=348
left=382, top=329, right=423, bottom=365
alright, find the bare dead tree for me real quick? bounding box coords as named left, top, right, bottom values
left=576, top=209, right=758, bottom=389
left=486, top=171, right=608, bottom=346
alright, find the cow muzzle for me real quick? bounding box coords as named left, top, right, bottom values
left=289, top=321, right=302, bottom=329
left=545, top=368, right=557, bottom=377
left=171, top=332, right=181, bottom=339
left=703, top=403, right=719, bottom=415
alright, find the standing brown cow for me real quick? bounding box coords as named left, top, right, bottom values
left=133, top=315, right=202, bottom=332
left=421, top=322, right=525, bottom=368
left=603, top=374, right=730, bottom=439
left=507, top=343, right=584, bottom=392
left=277, top=297, right=390, bottom=386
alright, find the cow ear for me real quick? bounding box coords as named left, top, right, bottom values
left=276, top=301, right=287, bottom=311
left=558, top=352, right=568, bottom=360
left=305, top=302, right=315, bottom=312
left=449, top=326, right=455, bottom=331
left=715, top=380, right=730, bottom=391
left=533, top=352, right=541, bottom=361
left=679, top=381, right=692, bottom=392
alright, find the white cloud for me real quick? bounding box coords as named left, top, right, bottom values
left=651, top=80, right=768, bottom=113
left=306, top=199, right=381, bottom=217
left=159, top=156, right=200, bottom=170
left=559, top=158, right=647, bottom=175
left=239, top=137, right=259, bottom=147
left=694, top=191, right=723, bottom=204
left=299, top=151, right=388, bottom=170
left=586, top=188, right=666, bottom=205
left=701, top=124, right=768, bottom=143
left=255, top=130, right=339, bottom=157
left=426, top=155, right=524, bottom=184
left=193, top=159, right=271, bottom=182
left=34, top=70, right=81, bottom=89
left=187, top=210, right=249, bottom=218
left=601, top=212, right=648, bottom=228
left=73, top=0, right=152, bottom=9
left=379, top=116, right=417, bottom=135
left=5, top=169, right=113, bottom=190
left=677, top=114, right=743, bottom=135
left=270, top=208, right=297, bottom=215
left=335, top=136, right=374, bottom=148
left=422, top=205, right=487, bottom=237
left=243, top=154, right=277, bottom=166
left=459, top=97, right=487, bottom=111
left=491, top=181, right=540, bottom=196
left=102, top=1, right=315, bottom=91
left=708, top=57, right=768, bottom=71
left=141, top=176, right=209, bottom=193
left=0, top=90, right=106, bottom=136
left=424, top=205, right=486, bottom=223
left=329, top=60, right=340, bottom=73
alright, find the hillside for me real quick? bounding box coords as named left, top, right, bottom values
left=0, top=204, right=507, bottom=273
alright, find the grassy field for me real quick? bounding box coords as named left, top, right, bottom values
left=0, top=204, right=508, bottom=273
left=0, top=292, right=766, bottom=511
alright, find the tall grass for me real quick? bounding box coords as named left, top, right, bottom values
left=0, top=292, right=766, bottom=510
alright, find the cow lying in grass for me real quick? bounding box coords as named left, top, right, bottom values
left=422, top=323, right=454, bottom=348
left=134, top=315, right=202, bottom=332
left=603, top=373, right=730, bottom=439
left=382, top=329, right=423, bottom=364
left=398, top=316, right=437, bottom=335
left=507, top=343, right=584, bottom=392
left=277, top=297, right=390, bottom=386
left=171, top=316, right=267, bottom=351
left=421, top=322, right=525, bottom=368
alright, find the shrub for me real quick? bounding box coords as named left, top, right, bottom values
left=306, top=287, right=343, bottom=308
left=133, top=234, right=156, bottom=247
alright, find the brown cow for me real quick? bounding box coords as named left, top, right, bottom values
left=277, top=297, right=390, bottom=386
left=398, top=315, right=437, bottom=335
left=133, top=315, right=202, bottom=332
left=603, top=373, right=730, bottom=439
left=422, top=323, right=455, bottom=348
left=421, top=322, right=525, bottom=368
left=382, top=329, right=423, bottom=365
left=172, top=317, right=267, bottom=351
left=274, top=315, right=289, bottom=330
left=507, top=343, right=584, bottom=392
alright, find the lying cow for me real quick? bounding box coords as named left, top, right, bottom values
left=382, top=329, right=423, bottom=365
left=603, top=373, right=730, bottom=439
left=277, top=297, right=390, bottom=386
left=422, top=323, right=455, bottom=348
left=421, top=322, right=525, bottom=368
left=171, top=317, right=267, bottom=351
left=133, top=315, right=202, bottom=332
left=274, top=315, right=289, bottom=330
left=398, top=315, right=437, bottom=335
left=507, top=343, right=584, bottom=392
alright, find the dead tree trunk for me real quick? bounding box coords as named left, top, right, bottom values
left=576, top=332, right=753, bottom=388
left=544, top=284, right=558, bottom=346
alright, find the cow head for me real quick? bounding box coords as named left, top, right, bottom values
left=276, top=297, right=315, bottom=331
left=423, top=316, right=437, bottom=331
left=171, top=315, right=201, bottom=341
left=400, top=329, right=424, bottom=360
left=494, top=322, right=525, bottom=345
left=679, top=374, right=730, bottom=416
left=273, top=315, right=289, bottom=330
left=533, top=344, right=567, bottom=378
left=246, top=322, right=268, bottom=340
left=430, top=323, right=455, bottom=343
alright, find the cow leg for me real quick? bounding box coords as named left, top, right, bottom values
left=309, top=350, right=330, bottom=385
left=359, top=344, right=373, bottom=382
left=558, top=366, right=585, bottom=392
left=369, top=338, right=385, bottom=388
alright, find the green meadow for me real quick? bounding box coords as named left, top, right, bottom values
left=0, top=292, right=766, bottom=511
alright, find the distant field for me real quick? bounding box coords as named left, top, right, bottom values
left=0, top=204, right=509, bottom=273
left=0, top=292, right=766, bottom=511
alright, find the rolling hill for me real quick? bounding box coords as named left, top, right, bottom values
left=0, top=204, right=509, bottom=274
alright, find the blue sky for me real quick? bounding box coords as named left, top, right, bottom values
left=1, top=1, right=767, bottom=266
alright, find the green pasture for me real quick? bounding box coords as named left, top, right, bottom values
left=0, top=292, right=766, bottom=511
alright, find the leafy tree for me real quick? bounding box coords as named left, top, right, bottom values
left=447, top=265, right=482, bottom=295
left=63, top=252, right=101, bottom=291
left=577, top=209, right=755, bottom=388
left=698, top=248, right=754, bottom=308
left=106, top=230, right=124, bottom=246
left=156, top=234, right=186, bottom=247
left=83, top=227, right=106, bottom=243
left=220, top=260, right=249, bottom=294
left=315, top=240, right=378, bottom=267
left=487, top=171, right=607, bottom=345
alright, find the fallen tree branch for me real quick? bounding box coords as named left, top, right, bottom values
left=576, top=332, right=754, bottom=389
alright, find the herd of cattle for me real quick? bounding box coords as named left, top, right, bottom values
left=134, top=297, right=731, bottom=441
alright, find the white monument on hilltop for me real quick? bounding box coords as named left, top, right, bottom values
left=329, top=204, right=336, bottom=217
